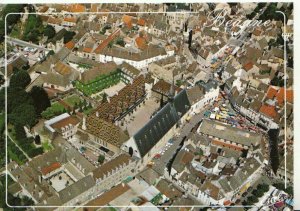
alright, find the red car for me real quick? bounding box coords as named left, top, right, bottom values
left=154, top=154, right=161, bottom=159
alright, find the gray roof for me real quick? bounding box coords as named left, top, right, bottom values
left=133, top=90, right=190, bottom=157
left=53, top=47, right=71, bottom=61
left=58, top=175, right=95, bottom=204
left=199, top=119, right=261, bottom=147
left=186, top=85, right=205, bottom=106
left=68, top=54, right=100, bottom=67
left=197, top=79, right=218, bottom=93
left=48, top=28, right=67, bottom=43
left=218, top=177, right=232, bottom=193
left=229, top=157, right=260, bottom=190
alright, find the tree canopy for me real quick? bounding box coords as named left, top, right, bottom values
left=63, top=31, right=76, bottom=44
left=43, top=25, right=56, bottom=40
left=29, top=86, right=51, bottom=116
left=10, top=69, right=31, bottom=89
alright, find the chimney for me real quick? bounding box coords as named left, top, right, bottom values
left=96, top=111, right=99, bottom=117
left=82, top=115, right=87, bottom=130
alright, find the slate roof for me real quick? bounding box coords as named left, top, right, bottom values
left=58, top=175, right=95, bottom=204
left=133, top=90, right=191, bottom=157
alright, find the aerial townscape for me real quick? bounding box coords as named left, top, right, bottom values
left=0, top=2, right=294, bottom=210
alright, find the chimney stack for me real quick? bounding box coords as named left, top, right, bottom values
left=82, top=115, right=87, bottom=130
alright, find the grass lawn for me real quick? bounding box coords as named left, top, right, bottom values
left=63, top=95, right=82, bottom=107
left=42, top=140, right=54, bottom=152
left=41, top=102, right=65, bottom=119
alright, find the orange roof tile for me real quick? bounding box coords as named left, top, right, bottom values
left=135, top=36, right=147, bottom=50
left=41, top=162, right=61, bottom=175
left=224, top=200, right=231, bottom=206
left=276, top=88, right=293, bottom=105
left=243, top=61, right=253, bottom=71
left=91, top=4, right=98, bottom=13
left=69, top=4, right=86, bottom=13
left=94, top=29, right=120, bottom=54
left=64, top=17, right=77, bottom=23
left=137, top=18, right=145, bottom=26
left=65, top=41, right=75, bottom=49
left=266, top=86, right=277, bottom=99
left=286, top=90, right=293, bottom=103
left=122, top=15, right=132, bottom=25
left=259, top=104, right=277, bottom=119
left=122, top=15, right=133, bottom=28
left=83, top=47, right=93, bottom=53
left=212, top=139, right=244, bottom=151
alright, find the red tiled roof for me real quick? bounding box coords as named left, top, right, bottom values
left=266, top=86, right=277, bottom=99
left=224, top=200, right=231, bottom=206
left=94, top=29, right=120, bottom=54
left=68, top=4, right=86, bottom=13
left=212, top=139, right=244, bottom=151
left=276, top=88, right=293, bottom=105
left=122, top=15, right=132, bottom=25
left=135, top=36, right=147, bottom=50
left=51, top=116, right=80, bottom=130
left=259, top=104, right=277, bottom=119
left=243, top=61, right=253, bottom=71
left=286, top=89, right=293, bottom=103
left=83, top=47, right=93, bottom=53
left=181, top=151, right=194, bottom=164
left=65, top=41, right=75, bottom=49
left=64, top=17, right=77, bottom=23
left=137, top=18, right=145, bottom=26
left=41, top=162, right=61, bottom=175
left=90, top=4, right=98, bottom=13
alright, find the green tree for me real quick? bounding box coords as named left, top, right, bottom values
left=15, top=124, right=27, bottom=140
left=44, top=25, right=56, bottom=40
left=285, top=186, right=293, bottom=196
left=29, top=86, right=51, bottom=116
left=10, top=69, right=31, bottom=89
left=7, top=88, right=33, bottom=113
left=247, top=195, right=258, bottom=205
left=102, top=92, right=108, bottom=103
left=98, top=154, right=105, bottom=164
left=116, top=37, right=125, bottom=47
left=10, top=104, right=37, bottom=128
left=22, top=14, right=44, bottom=43
left=63, top=31, right=76, bottom=44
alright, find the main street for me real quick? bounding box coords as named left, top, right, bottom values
left=152, top=107, right=208, bottom=175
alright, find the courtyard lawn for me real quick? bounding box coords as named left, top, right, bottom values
left=42, top=140, right=54, bottom=152
left=41, top=102, right=65, bottom=119
left=63, top=95, right=82, bottom=107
